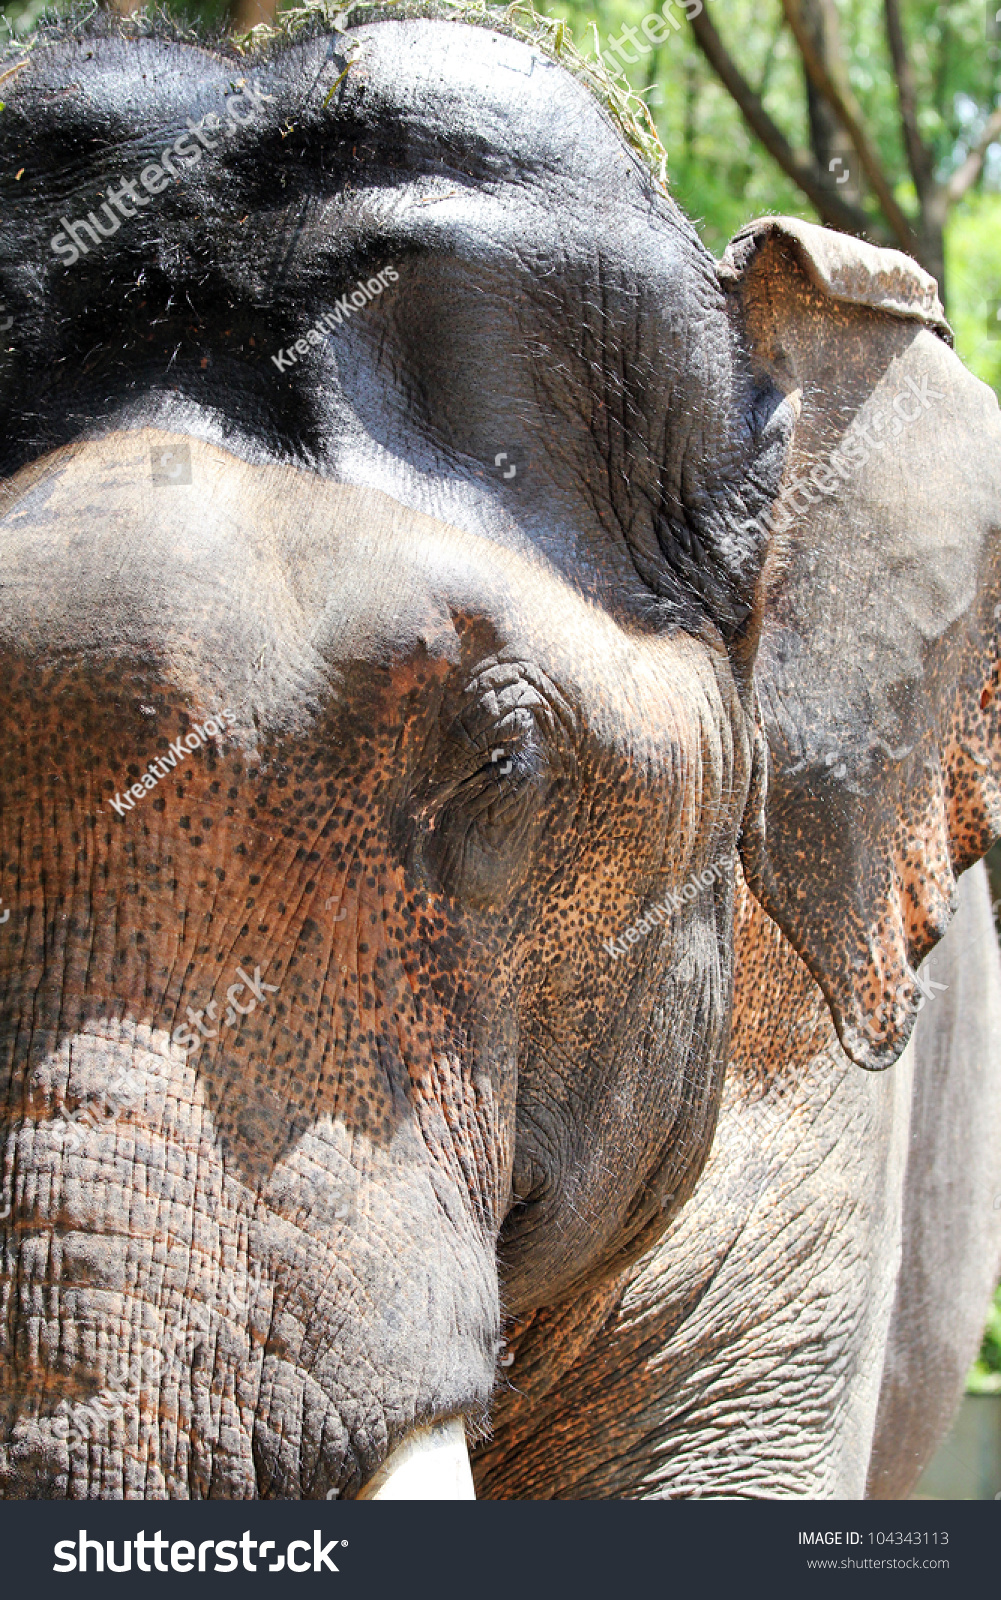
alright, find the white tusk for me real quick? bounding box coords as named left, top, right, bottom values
left=356, top=1418, right=475, bottom=1500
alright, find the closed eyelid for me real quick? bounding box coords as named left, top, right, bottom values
left=454, top=696, right=536, bottom=754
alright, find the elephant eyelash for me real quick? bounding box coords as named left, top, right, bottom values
left=457, top=760, right=513, bottom=810
left=479, top=740, right=540, bottom=797
left=431, top=701, right=554, bottom=828
left=443, top=744, right=539, bottom=834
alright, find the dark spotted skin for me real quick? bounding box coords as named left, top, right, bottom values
left=475, top=862, right=1001, bottom=1499
left=0, top=434, right=751, bottom=1495
left=0, top=17, right=999, bottom=1501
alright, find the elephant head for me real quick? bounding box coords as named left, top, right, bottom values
left=0, top=16, right=997, bottom=1498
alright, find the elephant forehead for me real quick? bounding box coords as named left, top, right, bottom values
left=318, top=21, right=622, bottom=185
left=17, top=21, right=650, bottom=214
left=0, top=430, right=722, bottom=769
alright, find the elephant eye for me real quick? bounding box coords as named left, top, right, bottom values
left=473, top=715, right=544, bottom=801
left=465, top=734, right=538, bottom=811
left=406, top=690, right=566, bottom=906
left=484, top=744, right=536, bottom=790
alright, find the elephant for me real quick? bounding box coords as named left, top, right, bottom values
left=0, top=10, right=999, bottom=1500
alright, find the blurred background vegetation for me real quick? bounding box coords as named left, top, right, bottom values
left=1, top=0, right=999, bottom=1395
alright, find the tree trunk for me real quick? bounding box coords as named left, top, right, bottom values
left=799, top=0, right=862, bottom=208
left=916, top=198, right=948, bottom=307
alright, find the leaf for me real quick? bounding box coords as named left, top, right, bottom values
left=323, top=65, right=351, bottom=107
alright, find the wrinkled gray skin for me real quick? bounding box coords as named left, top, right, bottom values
left=474, top=862, right=1001, bottom=1498
left=867, top=864, right=1001, bottom=1499
left=0, top=18, right=999, bottom=1500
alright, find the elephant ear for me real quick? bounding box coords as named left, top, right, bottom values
left=720, top=216, right=1001, bottom=1069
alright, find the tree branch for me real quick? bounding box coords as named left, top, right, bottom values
left=756, top=13, right=785, bottom=101
left=688, top=5, right=887, bottom=242
left=779, top=0, right=916, bottom=251
left=883, top=0, right=936, bottom=204
left=947, top=105, right=1001, bottom=203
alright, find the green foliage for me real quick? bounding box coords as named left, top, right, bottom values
left=0, top=0, right=233, bottom=37
left=948, top=191, right=1001, bottom=393
left=565, top=2, right=1001, bottom=399
left=545, top=2, right=1001, bottom=256
left=967, top=1284, right=1001, bottom=1395
left=548, top=0, right=809, bottom=250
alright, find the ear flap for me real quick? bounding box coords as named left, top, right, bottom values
left=721, top=217, right=1001, bottom=1069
